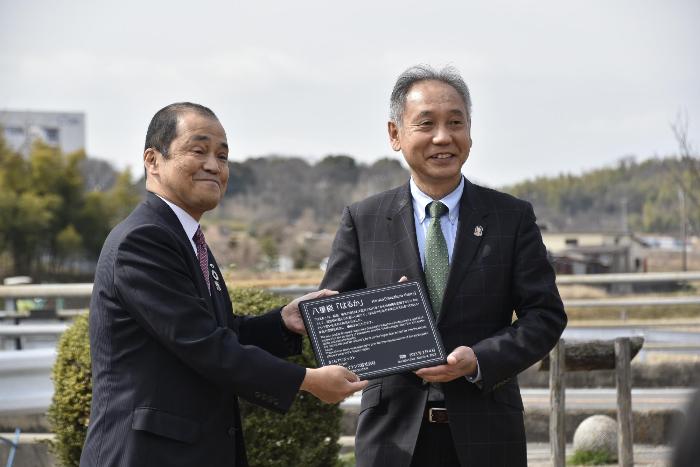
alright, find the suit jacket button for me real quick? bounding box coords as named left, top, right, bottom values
left=227, top=427, right=236, bottom=437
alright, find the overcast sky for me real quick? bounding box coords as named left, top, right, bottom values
left=1, top=0, right=698, bottom=187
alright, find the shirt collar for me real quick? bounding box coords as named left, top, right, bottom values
left=155, top=194, right=201, bottom=243
left=410, top=176, right=464, bottom=224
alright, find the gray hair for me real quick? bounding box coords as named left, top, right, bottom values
left=389, top=64, right=472, bottom=126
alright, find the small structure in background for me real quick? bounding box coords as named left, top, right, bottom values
left=0, top=110, right=85, bottom=156
left=542, top=231, right=650, bottom=275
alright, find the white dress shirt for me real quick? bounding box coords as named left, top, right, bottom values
left=155, top=194, right=200, bottom=257
left=410, top=177, right=463, bottom=267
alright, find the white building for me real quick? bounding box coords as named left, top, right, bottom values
left=541, top=231, right=650, bottom=274
left=0, top=110, right=85, bottom=156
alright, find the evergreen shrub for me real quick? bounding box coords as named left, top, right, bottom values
left=47, top=312, right=91, bottom=467
left=48, top=287, right=343, bottom=467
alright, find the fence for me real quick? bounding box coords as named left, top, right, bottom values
left=2, top=271, right=700, bottom=306
left=0, top=271, right=699, bottom=348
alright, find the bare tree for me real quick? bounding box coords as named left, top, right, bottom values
left=665, top=112, right=699, bottom=233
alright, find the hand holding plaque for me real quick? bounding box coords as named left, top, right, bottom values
left=299, top=281, right=446, bottom=379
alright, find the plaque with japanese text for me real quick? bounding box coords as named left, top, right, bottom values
left=299, top=281, right=446, bottom=379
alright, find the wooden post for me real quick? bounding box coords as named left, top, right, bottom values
left=549, top=339, right=566, bottom=467
left=615, top=337, right=633, bottom=467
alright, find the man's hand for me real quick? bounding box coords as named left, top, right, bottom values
left=414, top=346, right=478, bottom=383
left=301, top=366, right=368, bottom=404
left=282, top=289, right=338, bottom=335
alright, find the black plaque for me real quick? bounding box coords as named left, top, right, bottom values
left=299, top=281, right=446, bottom=379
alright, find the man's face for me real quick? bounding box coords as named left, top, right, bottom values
left=145, top=111, right=229, bottom=220
left=388, top=80, right=471, bottom=193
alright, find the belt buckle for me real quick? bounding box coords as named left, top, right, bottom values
left=428, top=407, right=448, bottom=423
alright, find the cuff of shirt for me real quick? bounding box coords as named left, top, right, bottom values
left=465, top=360, right=482, bottom=384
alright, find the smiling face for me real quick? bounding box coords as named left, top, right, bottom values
left=144, top=111, right=229, bottom=220
left=389, top=80, right=472, bottom=199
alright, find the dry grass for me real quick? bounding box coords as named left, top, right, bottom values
left=222, top=269, right=324, bottom=288
left=640, top=352, right=700, bottom=364
left=645, top=249, right=700, bottom=272
left=558, top=285, right=610, bottom=299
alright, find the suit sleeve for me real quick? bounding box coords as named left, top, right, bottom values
left=114, top=224, right=305, bottom=413
left=471, top=202, right=567, bottom=392
left=236, top=308, right=302, bottom=358
left=320, top=206, right=366, bottom=292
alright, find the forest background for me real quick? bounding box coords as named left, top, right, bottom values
left=0, top=132, right=698, bottom=282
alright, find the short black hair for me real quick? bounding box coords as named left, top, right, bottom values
left=144, top=102, right=218, bottom=158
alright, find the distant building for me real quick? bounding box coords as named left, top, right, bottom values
left=0, top=110, right=85, bottom=156
left=541, top=231, right=650, bottom=274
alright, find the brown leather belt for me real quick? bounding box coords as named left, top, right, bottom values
left=424, top=407, right=449, bottom=423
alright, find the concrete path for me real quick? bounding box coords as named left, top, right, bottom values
left=1, top=434, right=675, bottom=467
left=338, top=438, right=673, bottom=466
left=527, top=442, right=672, bottom=466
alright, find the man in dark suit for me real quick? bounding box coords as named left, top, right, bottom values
left=81, top=102, right=366, bottom=467
left=321, top=65, right=567, bottom=466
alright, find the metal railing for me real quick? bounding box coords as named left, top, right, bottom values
left=565, top=295, right=700, bottom=308
left=0, top=273, right=698, bottom=309
left=0, top=271, right=698, bottom=340
left=0, top=348, right=56, bottom=414
left=556, top=271, right=700, bottom=285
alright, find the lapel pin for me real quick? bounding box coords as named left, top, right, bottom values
left=473, top=225, right=483, bottom=237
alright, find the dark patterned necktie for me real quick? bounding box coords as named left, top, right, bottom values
left=193, top=226, right=211, bottom=294
left=425, top=201, right=449, bottom=317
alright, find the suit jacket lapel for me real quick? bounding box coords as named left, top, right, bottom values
left=206, top=254, right=231, bottom=326
left=440, top=179, right=489, bottom=322
left=387, top=183, right=424, bottom=285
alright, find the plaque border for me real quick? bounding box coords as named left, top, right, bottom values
left=299, top=281, right=446, bottom=379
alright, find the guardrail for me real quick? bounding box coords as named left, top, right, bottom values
left=0, top=348, right=56, bottom=414
left=1, top=271, right=699, bottom=300
left=0, top=324, right=69, bottom=337
left=565, top=296, right=700, bottom=308
left=0, top=324, right=70, bottom=350
left=0, top=272, right=698, bottom=314
left=268, top=271, right=700, bottom=297
left=556, top=271, right=700, bottom=285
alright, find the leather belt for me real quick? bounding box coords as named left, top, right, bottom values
left=424, top=407, right=449, bottom=423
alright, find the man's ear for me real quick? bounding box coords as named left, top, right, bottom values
left=467, top=118, right=473, bottom=148
left=388, top=121, right=401, bottom=152
left=143, top=148, right=160, bottom=178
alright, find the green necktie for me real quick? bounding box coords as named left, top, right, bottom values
left=425, top=201, right=449, bottom=318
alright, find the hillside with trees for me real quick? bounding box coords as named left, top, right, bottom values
left=206, top=155, right=409, bottom=271
left=212, top=153, right=698, bottom=238
left=503, top=156, right=699, bottom=235
left=1, top=123, right=697, bottom=278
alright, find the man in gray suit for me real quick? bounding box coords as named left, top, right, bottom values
left=81, top=102, right=366, bottom=466
left=321, top=66, right=567, bottom=466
